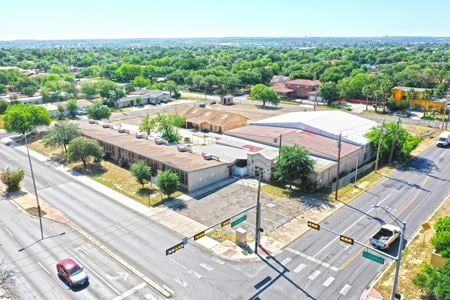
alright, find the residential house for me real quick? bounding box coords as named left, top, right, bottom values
left=272, top=79, right=320, bottom=99
left=116, top=89, right=170, bottom=108
left=392, top=86, right=446, bottom=112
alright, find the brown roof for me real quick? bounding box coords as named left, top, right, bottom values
left=226, top=125, right=360, bottom=160
left=182, top=107, right=249, bottom=126
left=272, top=83, right=294, bottom=94
left=78, top=121, right=225, bottom=172
left=286, top=79, right=320, bottom=86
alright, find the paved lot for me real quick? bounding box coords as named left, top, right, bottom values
left=171, top=179, right=333, bottom=240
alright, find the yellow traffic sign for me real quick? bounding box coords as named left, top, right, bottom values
left=422, top=223, right=431, bottom=231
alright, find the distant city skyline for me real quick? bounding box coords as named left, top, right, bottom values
left=1, top=0, right=449, bottom=40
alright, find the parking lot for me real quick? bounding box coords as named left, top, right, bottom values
left=171, top=179, right=334, bottom=240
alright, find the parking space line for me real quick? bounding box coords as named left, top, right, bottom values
left=173, top=277, right=188, bottom=288
left=293, top=263, right=306, bottom=273
left=307, top=270, right=320, bottom=280
left=339, top=284, right=352, bottom=295
left=281, top=257, right=292, bottom=265
left=322, top=276, right=335, bottom=287
left=112, top=282, right=147, bottom=300
left=3, top=226, right=14, bottom=237
left=211, top=257, right=225, bottom=265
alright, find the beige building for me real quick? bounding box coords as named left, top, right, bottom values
left=79, top=122, right=230, bottom=192
left=180, top=107, right=249, bottom=134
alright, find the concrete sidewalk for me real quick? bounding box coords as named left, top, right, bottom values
left=11, top=143, right=341, bottom=262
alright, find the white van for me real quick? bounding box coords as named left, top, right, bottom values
left=437, top=131, right=450, bottom=147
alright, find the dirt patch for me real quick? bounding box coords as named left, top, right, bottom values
left=374, top=196, right=450, bottom=299
left=25, top=206, right=47, bottom=217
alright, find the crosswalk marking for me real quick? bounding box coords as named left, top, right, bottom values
left=339, top=284, right=352, bottom=295
left=293, top=263, right=306, bottom=273
left=322, top=276, right=335, bottom=287
left=211, top=257, right=225, bottom=265
left=200, top=263, right=214, bottom=271
left=308, top=270, right=321, bottom=280
left=287, top=248, right=339, bottom=271
left=281, top=257, right=292, bottom=265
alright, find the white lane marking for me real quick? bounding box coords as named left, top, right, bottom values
left=339, top=284, right=352, bottom=295
left=37, top=262, right=50, bottom=275
left=4, top=226, right=14, bottom=237
left=293, top=263, right=306, bottom=273
left=312, top=194, right=391, bottom=259
left=187, top=269, right=202, bottom=279
left=144, top=293, right=158, bottom=300
left=106, top=272, right=129, bottom=281
left=169, top=258, right=188, bottom=270
left=281, top=257, right=292, bottom=265
left=115, top=224, right=129, bottom=234
left=287, top=248, right=338, bottom=271
left=211, top=257, right=225, bottom=265
left=199, top=263, right=214, bottom=271
left=112, top=282, right=146, bottom=300
left=67, top=249, right=121, bottom=295
left=323, top=276, right=335, bottom=287
left=173, top=277, right=188, bottom=287
left=308, top=270, right=321, bottom=280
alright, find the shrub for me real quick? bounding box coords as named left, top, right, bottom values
left=1, top=168, right=25, bottom=192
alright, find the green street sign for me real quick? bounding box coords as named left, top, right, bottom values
left=231, top=215, right=247, bottom=227
left=363, top=250, right=385, bottom=264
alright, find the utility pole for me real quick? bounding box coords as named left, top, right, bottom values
left=375, top=121, right=385, bottom=172
left=254, top=170, right=262, bottom=254
left=24, top=133, right=44, bottom=240
left=354, top=156, right=359, bottom=185
left=335, top=133, right=342, bottom=201
left=278, top=134, right=282, bottom=156
left=389, top=118, right=401, bottom=164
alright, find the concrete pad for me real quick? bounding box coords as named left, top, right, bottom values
left=13, top=192, right=68, bottom=223
left=196, top=236, right=220, bottom=249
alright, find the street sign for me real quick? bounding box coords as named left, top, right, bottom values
left=194, top=231, right=206, bottom=241
left=307, top=221, right=320, bottom=230
left=231, top=215, right=247, bottom=227
left=165, top=242, right=184, bottom=255
left=421, top=223, right=431, bottom=231
left=339, top=235, right=354, bottom=245
left=221, top=218, right=231, bottom=227
left=362, top=250, right=385, bottom=264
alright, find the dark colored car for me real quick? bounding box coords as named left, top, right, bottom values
left=56, top=258, right=89, bottom=287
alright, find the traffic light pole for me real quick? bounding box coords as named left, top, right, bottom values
left=391, top=221, right=406, bottom=300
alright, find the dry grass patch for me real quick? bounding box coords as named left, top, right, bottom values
left=27, top=139, right=66, bottom=162
left=374, top=197, right=450, bottom=299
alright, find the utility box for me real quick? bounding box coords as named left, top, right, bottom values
left=235, top=228, right=247, bottom=247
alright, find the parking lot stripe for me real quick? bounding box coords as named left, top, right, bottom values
left=281, top=257, right=292, bottom=265
left=37, top=262, right=50, bottom=275
left=293, top=263, right=306, bottom=273
left=211, top=257, right=225, bottom=265
left=339, top=284, right=352, bottom=295
left=308, top=270, right=321, bottom=280
left=322, top=276, right=335, bottom=287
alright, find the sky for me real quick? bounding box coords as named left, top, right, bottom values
left=1, top=0, right=449, bottom=40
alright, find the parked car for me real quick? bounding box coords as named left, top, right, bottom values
left=102, top=123, right=113, bottom=128
left=199, top=103, right=206, bottom=108
left=370, top=224, right=401, bottom=250
left=135, top=132, right=146, bottom=139
left=154, top=137, right=168, bottom=145
left=117, top=127, right=129, bottom=133
left=88, top=119, right=98, bottom=124
left=56, top=258, right=89, bottom=287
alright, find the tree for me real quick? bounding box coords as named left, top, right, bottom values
left=0, top=260, right=17, bottom=298
left=4, top=103, right=51, bottom=135
left=423, top=89, right=433, bottom=112
left=140, top=113, right=184, bottom=142
left=132, top=75, right=150, bottom=88
left=434, top=83, right=446, bottom=99
left=139, top=114, right=153, bottom=135
left=42, top=121, right=80, bottom=153
left=273, top=145, right=315, bottom=191
left=0, top=99, right=8, bottom=114
left=56, top=103, right=65, bottom=120
left=0, top=83, right=6, bottom=94
left=130, top=160, right=152, bottom=188
left=156, top=170, right=180, bottom=199
left=165, top=80, right=179, bottom=98
left=135, top=96, right=142, bottom=106
left=318, top=82, right=340, bottom=105
left=66, top=98, right=78, bottom=119
left=1, top=168, right=25, bottom=192
left=320, top=67, right=345, bottom=83
left=67, top=136, right=104, bottom=168
left=431, top=216, right=450, bottom=258
left=80, top=82, right=97, bottom=99
left=366, top=122, right=420, bottom=163
left=250, top=84, right=280, bottom=108
left=87, top=101, right=111, bottom=120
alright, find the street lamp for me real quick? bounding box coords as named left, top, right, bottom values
left=371, top=204, right=407, bottom=300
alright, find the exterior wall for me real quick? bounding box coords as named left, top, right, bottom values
left=391, top=88, right=445, bottom=111
left=285, top=83, right=319, bottom=98
left=187, top=164, right=230, bottom=191
left=247, top=152, right=273, bottom=182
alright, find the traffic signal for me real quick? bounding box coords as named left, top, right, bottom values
left=307, top=221, right=320, bottom=230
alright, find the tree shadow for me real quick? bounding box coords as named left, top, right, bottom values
left=154, top=197, right=188, bottom=211
left=137, top=187, right=155, bottom=197
left=256, top=105, right=282, bottom=111
left=73, top=164, right=107, bottom=177
left=398, top=156, right=436, bottom=174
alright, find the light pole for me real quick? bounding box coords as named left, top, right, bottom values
left=254, top=170, right=262, bottom=254
left=372, top=204, right=406, bottom=300
left=24, top=133, right=44, bottom=240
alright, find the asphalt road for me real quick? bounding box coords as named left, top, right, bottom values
left=1, top=131, right=449, bottom=300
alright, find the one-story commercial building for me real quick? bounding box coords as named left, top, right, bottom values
left=180, top=107, right=249, bottom=134
left=78, top=121, right=230, bottom=192
left=116, top=89, right=170, bottom=108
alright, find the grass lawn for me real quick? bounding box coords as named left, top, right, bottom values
left=374, top=197, right=450, bottom=299
left=27, top=139, right=181, bottom=207
left=0, top=114, right=4, bottom=129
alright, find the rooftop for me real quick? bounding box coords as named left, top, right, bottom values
left=78, top=121, right=226, bottom=172
left=286, top=79, right=320, bottom=86
left=393, top=86, right=427, bottom=92
left=272, top=83, right=294, bottom=94
left=181, top=107, right=249, bottom=126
